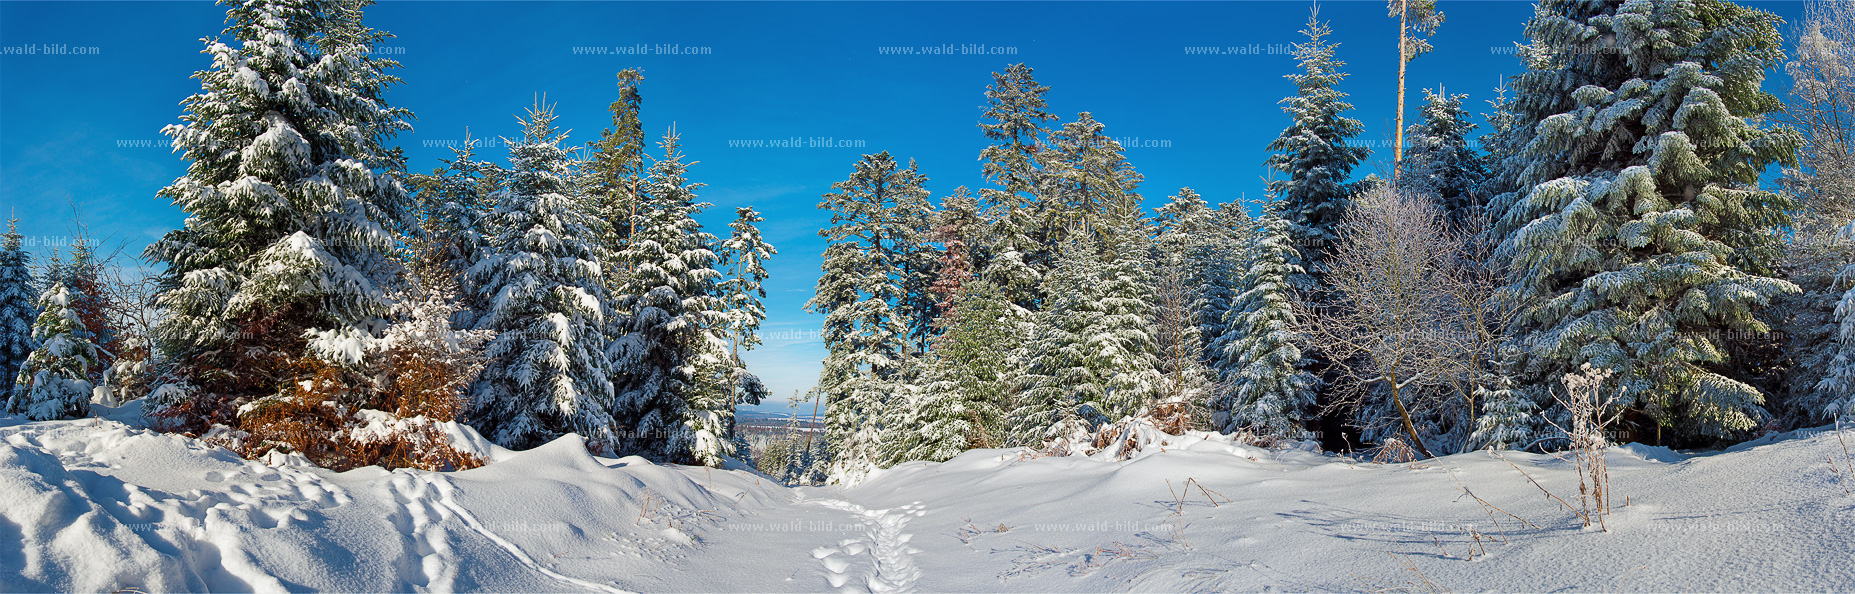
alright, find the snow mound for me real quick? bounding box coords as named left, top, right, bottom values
left=0, top=416, right=788, bottom=592
left=1619, top=442, right=1691, bottom=463
left=4, top=414, right=1855, bottom=592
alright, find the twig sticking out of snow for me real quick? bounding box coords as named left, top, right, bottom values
left=1165, top=479, right=1192, bottom=549
left=955, top=517, right=1010, bottom=545
left=1353, top=552, right=1450, bottom=593
left=1447, top=468, right=1537, bottom=534
left=1180, top=477, right=1233, bottom=508
left=1832, top=418, right=1854, bottom=496
left=1495, top=453, right=1588, bottom=528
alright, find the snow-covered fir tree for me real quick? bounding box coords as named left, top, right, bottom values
left=609, top=129, right=729, bottom=465
left=1154, top=189, right=1252, bottom=374
left=1093, top=208, right=1163, bottom=421
left=1266, top=12, right=1371, bottom=290
left=1153, top=187, right=1216, bottom=243
left=977, top=63, right=1056, bottom=309
left=716, top=206, right=776, bottom=455
left=142, top=0, right=412, bottom=431
left=1043, top=112, right=1145, bottom=248
left=410, top=131, right=498, bottom=324
left=1491, top=0, right=1802, bottom=444
left=1469, top=343, right=1535, bottom=449
left=1010, top=238, right=1107, bottom=447
left=1213, top=213, right=1317, bottom=437
left=978, top=63, right=1056, bottom=217
left=1397, top=88, right=1488, bottom=223
left=1197, top=204, right=1257, bottom=373
left=807, top=152, right=931, bottom=483
left=904, top=279, right=1027, bottom=462
left=0, top=218, right=37, bottom=392
left=1009, top=208, right=1163, bottom=440
left=61, top=238, right=119, bottom=381
left=466, top=102, right=618, bottom=451
left=6, top=283, right=99, bottom=421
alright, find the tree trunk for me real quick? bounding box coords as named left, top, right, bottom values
left=1393, top=0, right=1410, bottom=181
left=1388, top=374, right=1436, bottom=458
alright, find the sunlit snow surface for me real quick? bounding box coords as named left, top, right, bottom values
left=4, top=401, right=1854, bottom=592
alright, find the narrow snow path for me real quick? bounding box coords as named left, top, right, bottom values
left=808, top=499, right=926, bottom=593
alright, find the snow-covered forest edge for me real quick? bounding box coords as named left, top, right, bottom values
left=5, top=0, right=1855, bottom=589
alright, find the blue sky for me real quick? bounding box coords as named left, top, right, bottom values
left=0, top=0, right=1807, bottom=411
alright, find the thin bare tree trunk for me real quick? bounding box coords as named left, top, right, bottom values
left=1393, top=0, right=1409, bottom=180
left=1388, top=374, right=1435, bottom=458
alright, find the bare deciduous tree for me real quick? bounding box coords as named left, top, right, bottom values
left=1784, top=0, right=1855, bottom=271
left=1436, top=209, right=1512, bottom=451
left=1297, top=187, right=1471, bottom=458
left=96, top=263, right=165, bottom=405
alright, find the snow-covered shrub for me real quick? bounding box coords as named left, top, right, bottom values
left=208, top=250, right=494, bottom=472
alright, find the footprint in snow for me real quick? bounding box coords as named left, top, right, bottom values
left=808, top=500, right=925, bottom=593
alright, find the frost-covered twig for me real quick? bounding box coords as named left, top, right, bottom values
left=1494, top=452, right=1587, bottom=527
left=1447, top=468, right=1537, bottom=532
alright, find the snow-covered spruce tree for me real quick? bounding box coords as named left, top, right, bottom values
left=409, top=131, right=498, bottom=319
left=144, top=0, right=413, bottom=433
left=7, top=283, right=99, bottom=420
left=1197, top=204, right=1257, bottom=372
left=1093, top=207, right=1163, bottom=422
left=898, top=280, right=1024, bottom=462
left=466, top=102, right=618, bottom=451
left=1267, top=12, right=1371, bottom=290
left=609, top=130, right=729, bottom=465
left=62, top=237, right=121, bottom=384
left=977, top=63, right=1057, bottom=309
left=0, top=218, right=37, bottom=392
left=807, top=152, right=931, bottom=483
left=1397, top=89, right=1488, bottom=223
left=1042, top=112, right=1145, bottom=248
left=1213, top=213, right=1318, bottom=437
left=1492, top=0, right=1802, bottom=445
left=1010, top=238, right=1106, bottom=447
left=716, top=206, right=776, bottom=452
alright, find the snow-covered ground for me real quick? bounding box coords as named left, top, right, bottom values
left=4, top=403, right=1853, bottom=592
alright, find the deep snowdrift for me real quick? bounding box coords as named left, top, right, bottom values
left=3, top=407, right=1852, bottom=592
